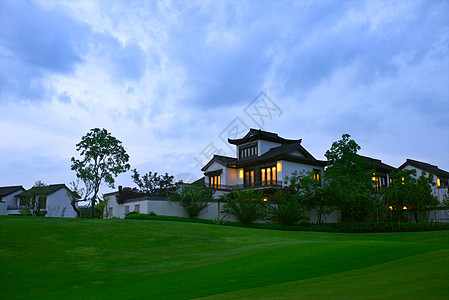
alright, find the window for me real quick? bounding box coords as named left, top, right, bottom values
left=438, top=177, right=448, bottom=187
left=135, top=204, right=140, bottom=213
left=109, top=207, right=113, bottom=217
left=313, top=169, right=321, bottom=185
left=210, top=175, right=221, bottom=189
left=245, top=170, right=255, bottom=187
left=261, top=166, right=277, bottom=185
left=239, top=143, right=258, bottom=159
left=125, top=205, right=129, bottom=214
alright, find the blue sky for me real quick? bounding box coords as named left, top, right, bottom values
left=1, top=0, right=448, bottom=192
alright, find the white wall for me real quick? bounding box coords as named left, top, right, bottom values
left=1, top=190, right=24, bottom=215
left=279, top=160, right=323, bottom=184
left=45, top=188, right=78, bottom=218
left=258, top=140, right=281, bottom=156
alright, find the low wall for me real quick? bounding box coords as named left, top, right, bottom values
left=107, top=196, right=339, bottom=223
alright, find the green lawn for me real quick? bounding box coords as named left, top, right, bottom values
left=1, top=216, right=448, bottom=299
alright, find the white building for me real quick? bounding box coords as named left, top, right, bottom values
left=0, top=184, right=79, bottom=218
left=201, top=128, right=327, bottom=193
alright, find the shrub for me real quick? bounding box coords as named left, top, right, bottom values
left=170, top=185, right=214, bottom=219
left=221, top=188, right=267, bottom=224
left=268, top=190, right=308, bottom=225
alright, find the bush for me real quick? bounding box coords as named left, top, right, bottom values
left=221, top=188, right=267, bottom=224
left=170, top=185, right=214, bottom=219
left=268, top=190, right=308, bottom=225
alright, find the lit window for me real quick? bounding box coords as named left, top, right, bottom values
left=437, top=178, right=441, bottom=187
left=277, top=162, right=282, bottom=172
left=261, top=166, right=277, bottom=185
left=239, top=169, right=244, bottom=179
left=313, top=169, right=321, bottom=184
left=210, top=175, right=221, bottom=189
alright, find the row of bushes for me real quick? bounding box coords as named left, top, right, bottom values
left=125, top=212, right=449, bottom=233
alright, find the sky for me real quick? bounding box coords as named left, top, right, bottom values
left=1, top=0, right=448, bottom=194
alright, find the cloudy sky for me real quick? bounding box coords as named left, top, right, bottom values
left=1, top=0, right=448, bottom=193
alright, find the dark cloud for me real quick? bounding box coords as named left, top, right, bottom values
left=0, top=0, right=89, bottom=101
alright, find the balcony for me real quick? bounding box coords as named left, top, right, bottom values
left=204, top=180, right=283, bottom=191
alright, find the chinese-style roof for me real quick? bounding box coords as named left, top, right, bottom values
left=228, top=128, right=300, bottom=145
left=399, top=159, right=449, bottom=178
left=360, top=155, right=396, bottom=173
left=0, top=186, right=25, bottom=197
left=201, top=155, right=238, bottom=171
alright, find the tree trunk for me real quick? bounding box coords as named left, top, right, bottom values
left=71, top=200, right=81, bottom=218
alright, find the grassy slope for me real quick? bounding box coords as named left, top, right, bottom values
left=0, top=216, right=448, bottom=299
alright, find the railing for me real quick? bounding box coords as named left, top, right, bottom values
left=204, top=180, right=283, bottom=190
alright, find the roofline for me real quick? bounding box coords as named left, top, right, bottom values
left=399, top=159, right=449, bottom=177
left=0, top=186, right=26, bottom=197
left=228, top=128, right=300, bottom=145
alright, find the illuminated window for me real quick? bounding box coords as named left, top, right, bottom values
left=277, top=162, right=282, bottom=172
left=210, top=175, right=221, bottom=189
left=313, top=169, right=321, bottom=185
left=437, top=178, right=441, bottom=187
left=244, top=170, right=255, bottom=187
left=261, top=166, right=277, bottom=185
left=239, top=169, right=244, bottom=179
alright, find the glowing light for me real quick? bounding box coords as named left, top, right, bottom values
left=239, top=169, right=243, bottom=179
left=263, top=197, right=268, bottom=202
left=277, top=162, right=282, bottom=172
left=437, top=178, right=441, bottom=187
left=403, top=206, right=407, bottom=210
left=389, top=206, right=393, bottom=210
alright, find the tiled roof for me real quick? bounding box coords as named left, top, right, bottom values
left=0, top=186, right=25, bottom=197
left=21, top=184, right=78, bottom=198
left=399, top=159, right=449, bottom=178
left=360, top=155, right=396, bottom=172
left=228, top=128, right=300, bottom=145
left=201, top=155, right=238, bottom=171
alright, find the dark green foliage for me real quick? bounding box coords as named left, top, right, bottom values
left=268, top=189, right=308, bottom=225
left=221, top=188, right=267, bottom=224
left=170, top=185, right=214, bottom=219
left=324, top=134, right=375, bottom=222
left=132, top=169, right=179, bottom=197
left=382, top=169, right=439, bottom=222
left=285, top=171, right=336, bottom=224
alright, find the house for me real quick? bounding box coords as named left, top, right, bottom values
left=0, top=186, right=26, bottom=215
left=399, top=159, right=449, bottom=203
left=1, top=184, right=79, bottom=218
left=201, top=129, right=327, bottom=195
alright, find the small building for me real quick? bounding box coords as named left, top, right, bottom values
left=361, top=155, right=396, bottom=192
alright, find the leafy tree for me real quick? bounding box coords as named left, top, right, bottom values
left=131, top=169, right=178, bottom=197
left=20, top=181, right=49, bottom=216
left=324, top=134, right=375, bottom=222
left=268, top=188, right=308, bottom=225
left=285, top=171, right=335, bottom=224
left=221, top=188, right=267, bottom=224
left=382, top=169, right=438, bottom=222
left=71, top=128, right=130, bottom=218
left=170, top=185, right=214, bottom=219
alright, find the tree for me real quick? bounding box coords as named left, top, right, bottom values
left=170, top=185, right=214, bottom=219
left=220, top=188, right=267, bottom=224
left=71, top=128, right=130, bottom=218
left=268, top=188, right=308, bottom=225
left=382, top=169, right=438, bottom=222
left=20, top=181, right=49, bottom=216
left=285, top=171, right=335, bottom=224
left=131, top=169, right=178, bottom=197
left=67, top=179, right=93, bottom=218
left=324, top=134, right=375, bottom=222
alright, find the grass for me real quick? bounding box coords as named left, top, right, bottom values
left=1, top=216, right=448, bottom=299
